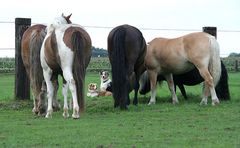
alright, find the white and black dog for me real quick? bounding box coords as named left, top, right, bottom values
left=100, top=70, right=112, bottom=92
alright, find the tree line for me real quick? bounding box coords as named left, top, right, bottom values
left=91, top=46, right=108, bottom=57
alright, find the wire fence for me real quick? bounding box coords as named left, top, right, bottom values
left=0, top=21, right=240, bottom=58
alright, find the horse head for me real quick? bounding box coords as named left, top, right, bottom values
left=54, top=13, right=72, bottom=25
left=62, top=13, right=72, bottom=24
left=46, top=13, right=72, bottom=34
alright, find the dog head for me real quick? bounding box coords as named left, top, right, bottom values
left=88, top=83, right=98, bottom=92
left=100, top=70, right=110, bottom=81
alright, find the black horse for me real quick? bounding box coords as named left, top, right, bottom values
left=139, top=61, right=230, bottom=100
left=107, top=24, right=147, bottom=109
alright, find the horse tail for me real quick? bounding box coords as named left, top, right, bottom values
left=208, top=36, right=221, bottom=87
left=29, top=29, right=46, bottom=98
left=110, top=27, right=128, bottom=109
left=139, top=71, right=150, bottom=95
left=71, top=31, right=85, bottom=113
left=215, top=61, right=230, bottom=100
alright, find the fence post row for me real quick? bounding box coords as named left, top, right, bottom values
left=15, top=18, right=31, bottom=100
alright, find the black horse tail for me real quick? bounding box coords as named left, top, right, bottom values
left=71, top=31, right=85, bottom=112
left=29, top=28, right=46, bottom=100
left=111, top=27, right=128, bottom=109
left=215, top=61, right=230, bottom=100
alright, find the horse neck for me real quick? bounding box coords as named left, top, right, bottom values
left=53, top=16, right=68, bottom=25
left=46, top=17, right=68, bottom=33
left=46, top=24, right=55, bottom=34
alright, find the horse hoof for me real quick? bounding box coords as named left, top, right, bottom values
left=53, top=102, right=61, bottom=111
left=72, top=114, right=80, bottom=119
left=45, top=109, right=53, bottom=118
left=133, top=103, right=138, bottom=106
left=120, top=105, right=128, bottom=110
left=38, top=112, right=46, bottom=117
left=212, top=99, right=220, bottom=106
left=200, top=100, right=208, bottom=106
left=45, top=113, right=52, bottom=118
left=148, top=101, right=155, bottom=105
left=63, top=112, right=69, bottom=118
left=72, top=108, right=79, bottom=119
left=133, top=100, right=138, bottom=106
left=172, top=100, right=179, bottom=104
left=32, top=107, right=38, bottom=114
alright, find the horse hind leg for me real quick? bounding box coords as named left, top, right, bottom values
left=165, top=74, right=179, bottom=104
left=200, top=82, right=209, bottom=105
left=177, top=84, right=188, bottom=99
left=31, top=86, right=38, bottom=114
left=148, top=70, right=158, bottom=105
left=63, top=70, right=79, bottom=119
left=62, top=80, right=69, bottom=118
left=198, top=68, right=219, bottom=106
left=42, top=69, right=54, bottom=118
left=52, top=78, right=61, bottom=111
left=30, top=81, right=40, bottom=114
left=133, top=81, right=139, bottom=105
left=32, top=96, right=38, bottom=114
left=131, top=72, right=139, bottom=105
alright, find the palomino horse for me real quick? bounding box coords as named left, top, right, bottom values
left=145, top=32, right=221, bottom=105
left=107, top=24, right=146, bottom=109
left=140, top=61, right=230, bottom=100
left=21, top=24, right=61, bottom=115
left=40, top=14, right=92, bottom=118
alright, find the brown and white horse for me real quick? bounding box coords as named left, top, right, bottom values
left=21, top=24, right=61, bottom=115
left=40, top=14, right=92, bottom=118
left=145, top=32, right=221, bottom=106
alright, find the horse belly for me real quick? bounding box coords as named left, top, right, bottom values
left=172, top=62, right=194, bottom=74
left=160, top=60, right=194, bottom=75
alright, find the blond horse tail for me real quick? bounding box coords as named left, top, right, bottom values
left=208, top=35, right=221, bottom=87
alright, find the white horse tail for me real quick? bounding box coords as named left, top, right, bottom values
left=71, top=31, right=85, bottom=113
left=208, top=35, right=221, bottom=86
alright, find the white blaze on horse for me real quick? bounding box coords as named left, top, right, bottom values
left=40, top=14, right=92, bottom=118
left=145, top=32, right=221, bottom=106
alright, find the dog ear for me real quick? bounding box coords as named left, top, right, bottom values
left=99, top=70, right=103, bottom=75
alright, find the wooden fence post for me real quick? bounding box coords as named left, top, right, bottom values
left=15, top=18, right=31, bottom=100
left=235, top=60, right=239, bottom=72
left=202, top=26, right=217, bottom=38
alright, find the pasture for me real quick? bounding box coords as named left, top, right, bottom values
left=0, top=72, right=240, bottom=147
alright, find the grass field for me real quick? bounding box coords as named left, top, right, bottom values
left=0, top=72, right=240, bottom=147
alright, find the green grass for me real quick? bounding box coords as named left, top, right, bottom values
left=0, top=72, right=240, bottom=147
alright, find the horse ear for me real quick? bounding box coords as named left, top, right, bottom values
left=61, top=13, right=64, bottom=17
left=67, top=13, right=72, bottom=19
